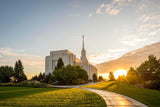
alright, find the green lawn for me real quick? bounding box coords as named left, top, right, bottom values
left=0, top=87, right=106, bottom=106
left=83, top=81, right=160, bottom=107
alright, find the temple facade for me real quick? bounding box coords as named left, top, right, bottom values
left=45, top=35, right=97, bottom=80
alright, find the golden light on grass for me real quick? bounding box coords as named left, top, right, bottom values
left=114, top=69, right=127, bottom=79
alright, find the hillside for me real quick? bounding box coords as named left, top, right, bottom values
left=96, top=42, right=160, bottom=74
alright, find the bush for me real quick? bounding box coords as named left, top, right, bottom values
left=72, top=79, right=86, bottom=85
left=98, top=76, right=104, bottom=81
left=0, top=80, right=50, bottom=88
left=144, top=80, right=160, bottom=90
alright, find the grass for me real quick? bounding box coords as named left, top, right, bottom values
left=83, top=81, right=160, bottom=107
left=0, top=87, right=106, bottom=106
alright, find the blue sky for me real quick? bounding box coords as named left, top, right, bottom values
left=0, top=0, right=160, bottom=78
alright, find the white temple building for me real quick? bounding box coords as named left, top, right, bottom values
left=45, top=35, right=97, bottom=80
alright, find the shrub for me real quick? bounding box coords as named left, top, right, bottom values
left=144, top=80, right=160, bottom=90
left=0, top=80, right=50, bottom=88
left=72, top=79, right=86, bottom=85
left=98, top=76, right=104, bottom=81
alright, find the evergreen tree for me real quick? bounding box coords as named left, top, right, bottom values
left=38, top=72, right=43, bottom=81
left=56, top=58, right=64, bottom=69
left=44, top=73, right=53, bottom=83
left=14, top=60, right=27, bottom=82
left=75, top=65, right=88, bottom=81
left=93, top=73, right=97, bottom=82
left=31, top=75, right=38, bottom=81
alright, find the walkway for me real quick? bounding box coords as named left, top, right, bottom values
left=52, top=84, right=148, bottom=107
left=81, top=88, right=147, bottom=107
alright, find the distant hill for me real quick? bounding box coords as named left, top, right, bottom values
left=96, top=42, right=160, bottom=74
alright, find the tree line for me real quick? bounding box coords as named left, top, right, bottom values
left=109, top=55, right=160, bottom=90
left=0, top=60, right=27, bottom=83
left=1, top=58, right=101, bottom=85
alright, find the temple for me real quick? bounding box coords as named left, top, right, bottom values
left=45, top=35, right=97, bottom=80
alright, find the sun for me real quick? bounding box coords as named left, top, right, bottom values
left=114, top=69, right=127, bottom=79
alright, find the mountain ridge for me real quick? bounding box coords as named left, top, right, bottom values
left=96, top=42, right=160, bottom=74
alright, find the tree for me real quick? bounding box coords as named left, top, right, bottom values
left=137, top=55, right=160, bottom=82
left=37, top=72, right=45, bottom=82
left=56, top=58, right=64, bottom=69
left=53, top=64, right=88, bottom=85
left=93, top=73, right=97, bottom=82
left=44, top=73, right=53, bottom=83
left=98, top=76, right=103, bottom=81
left=109, top=72, right=115, bottom=81
left=14, top=60, right=27, bottom=82
left=75, top=65, right=88, bottom=81
left=126, top=67, right=138, bottom=84
left=53, top=66, right=65, bottom=82
left=63, top=65, right=78, bottom=85
left=31, top=75, right=38, bottom=81
left=31, top=72, right=52, bottom=83
left=117, top=75, right=126, bottom=82
left=0, top=66, right=14, bottom=83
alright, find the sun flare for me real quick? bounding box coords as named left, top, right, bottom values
left=114, top=69, right=127, bottom=79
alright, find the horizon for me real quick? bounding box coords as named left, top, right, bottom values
left=0, top=0, right=160, bottom=78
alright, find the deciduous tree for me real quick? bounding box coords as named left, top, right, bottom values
left=0, top=66, right=13, bottom=83
left=109, top=72, right=115, bottom=81
left=126, top=67, right=138, bottom=84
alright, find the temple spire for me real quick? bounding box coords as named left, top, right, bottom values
left=82, top=35, right=84, bottom=49
left=81, top=35, right=88, bottom=63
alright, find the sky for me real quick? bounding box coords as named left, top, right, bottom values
left=0, top=0, right=160, bottom=78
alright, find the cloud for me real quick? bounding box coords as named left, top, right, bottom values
left=0, top=48, right=44, bottom=79
left=96, top=0, right=133, bottom=16
left=139, top=15, right=152, bottom=22
left=92, top=0, right=160, bottom=65
left=96, top=0, right=151, bottom=16
left=137, top=14, right=160, bottom=39
left=88, top=13, right=92, bottom=17
left=88, top=48, right=128, bottom=65
left=121, top=38, right=148, bottom=46
left=68, top=14, right=80, bottom=17
left=120, top=1, right=160, bottom=47
left=139, top=14, right=160, bottom=22
left=149, top=29, right=160, bottom=36
left=96, top=3, right=105, bottom=14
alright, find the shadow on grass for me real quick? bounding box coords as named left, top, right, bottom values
left=102, top=82, right=116, bottom=90
left=0, top=87, right=64, bottom=100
